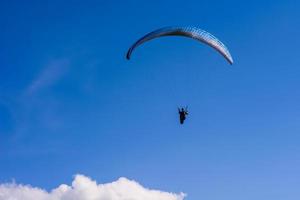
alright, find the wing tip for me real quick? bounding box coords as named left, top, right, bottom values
left=126, top=52, right=131, bottom=60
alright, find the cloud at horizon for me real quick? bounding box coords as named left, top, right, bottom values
left=0, top=174, right=186, bottom=200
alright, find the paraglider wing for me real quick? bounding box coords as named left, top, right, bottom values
left=126, top=26, right=233, bottom=64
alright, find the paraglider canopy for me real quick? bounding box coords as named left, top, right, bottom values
left=126, top=26, right=233, bottom=64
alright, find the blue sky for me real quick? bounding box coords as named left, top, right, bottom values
left=1, top=0, right=300, bottom=199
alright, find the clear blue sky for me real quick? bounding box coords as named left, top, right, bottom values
left=1, top=0, right=300, bottom=199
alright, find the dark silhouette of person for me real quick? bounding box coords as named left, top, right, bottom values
left=178, top=107, right=188, bottom=124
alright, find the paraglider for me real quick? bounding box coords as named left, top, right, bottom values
left=126, top=26, right=233, bottom=124
left=178, top=107, right=188, bottom=124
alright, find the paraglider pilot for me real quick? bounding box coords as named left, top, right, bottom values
left=178, top=107, right=188, bottom=124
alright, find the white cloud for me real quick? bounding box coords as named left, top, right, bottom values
left=26, top=58, right=70, bottom=95
left=0, top=174, right=186, bottom=200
